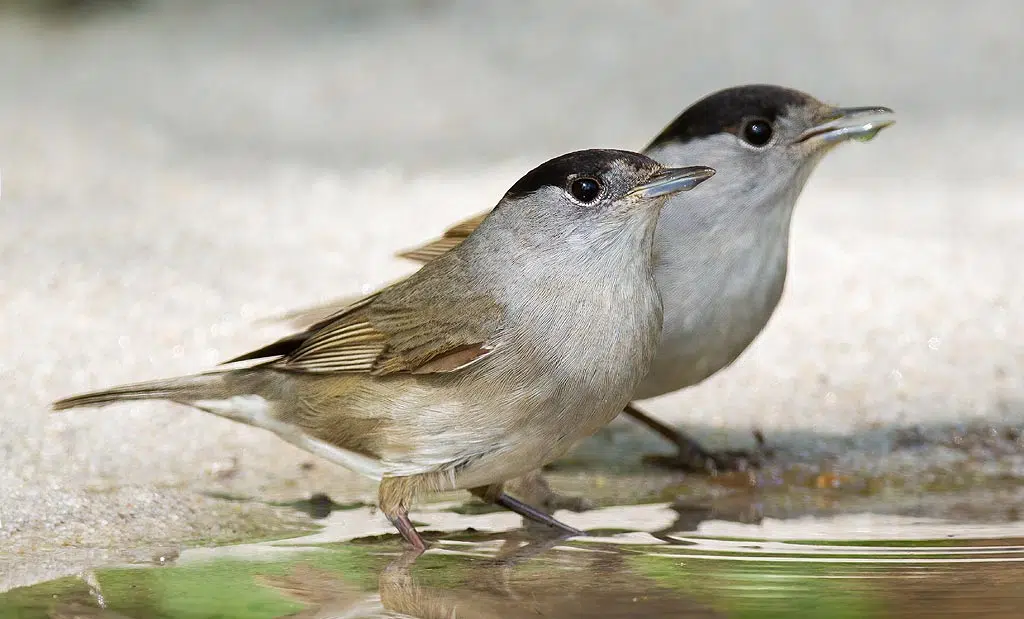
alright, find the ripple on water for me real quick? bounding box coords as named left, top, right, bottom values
left=4, top=505, right=1024, bottom=618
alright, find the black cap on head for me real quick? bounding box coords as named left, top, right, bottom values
left=647, top=85, right=817, bottom=149
left=504, top=149, right=654, bottom=200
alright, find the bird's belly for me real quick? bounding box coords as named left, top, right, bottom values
left=633, top=321, right=763, bottom=400
left=375, top=363, right=641, bottom=490
left=443, top=438, right=563, bottom=491
left=376, top=413, right=600, bottom=491
left=632, top=278, right=784, bottom=401
left=443, top=410, right=621, bottom=491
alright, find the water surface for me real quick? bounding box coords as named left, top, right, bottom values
left=5, top=504, right=1024, bottom=618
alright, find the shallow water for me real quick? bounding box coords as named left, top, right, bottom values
left=5, top=504, right=1024, bottom=618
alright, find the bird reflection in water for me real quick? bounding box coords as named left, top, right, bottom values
left=257, top=536, right=722, bottom=619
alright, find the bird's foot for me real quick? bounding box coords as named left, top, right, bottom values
left=505, top=470, right=596, bottom=514
left=643, top=430, right=769, bottom=475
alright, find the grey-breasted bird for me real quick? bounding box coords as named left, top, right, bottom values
left=276, top=85, right=895, bottom=479
left=53, top=150, right=716, bottom=550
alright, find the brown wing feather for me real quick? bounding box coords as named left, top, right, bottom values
left=356, top=289, right=500, bottom=376
left=223, top=293, right=379, bottom=364
left=278, top=316, right=388, bottom=373
left=261, top=212, right=491, bottom=331
left=240, top=211, right=497, bottom=368
left=409, top=343, right=494, bottom=374
left=235, top=260, right=503, bottom=376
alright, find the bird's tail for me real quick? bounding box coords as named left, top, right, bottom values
left=52, top=369, right=387, bottom=480
left=52, top=371, right=238, bottom=411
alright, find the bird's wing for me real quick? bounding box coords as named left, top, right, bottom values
left=263, top=212, right=492, bottom=330
left=396, top=211, right=489, bottom=263
left=224, top=267, right=503, bottom=376
left=224, top=292, right=380, bottom=365
left=261, top=278, right=402, bottom=331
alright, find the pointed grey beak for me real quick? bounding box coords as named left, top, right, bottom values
left=628, top=166, right=716, bottom=200
left=794, top=106, right=896, bottom=145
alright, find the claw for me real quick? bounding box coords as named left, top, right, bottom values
left=505, top=471, right=596, bottom=516
left=642, top=446, right=765, bottom=475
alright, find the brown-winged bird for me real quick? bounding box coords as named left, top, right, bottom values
left=53, top=149, right=715, bottom=549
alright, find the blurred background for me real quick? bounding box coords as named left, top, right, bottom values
left=1, top=0, right=1022, bottom=567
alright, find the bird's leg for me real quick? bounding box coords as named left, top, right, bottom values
left=470, top=483, right=585, bottom=537
left=379, top=477, right=428, bottom=552
left=505, top=470, right=595, bottom=514
left=389, top=512, right=427, bottom=553
left=622, top=403, right=764, bottom=474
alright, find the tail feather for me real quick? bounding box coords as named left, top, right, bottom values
left=52, top=369, right=389, bottom=480
left=52, top=372, right=232, bottom=411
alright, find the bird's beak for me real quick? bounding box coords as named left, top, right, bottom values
left=628, top=166, right=716, bottom=200
left=794, top=106, right=896, bottom=146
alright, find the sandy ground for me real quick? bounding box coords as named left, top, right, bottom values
left=1, top=0, right=1023, bottom=589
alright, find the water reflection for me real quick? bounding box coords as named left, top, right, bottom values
left=261, top=539, right=722, bottom=619
left=6, top=510, right=1024, bottom=618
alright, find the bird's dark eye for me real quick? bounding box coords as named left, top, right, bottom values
left=741, top=119, right=773, bottom=146
left=569, top=177, right=602, bottom=203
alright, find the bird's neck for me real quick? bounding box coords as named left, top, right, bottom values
left=464, top=211, right=663, bottom=357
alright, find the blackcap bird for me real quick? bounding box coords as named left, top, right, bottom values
left=53, top=150, right=716, bottom=550
left=277, top=85, right=895, bottom=481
